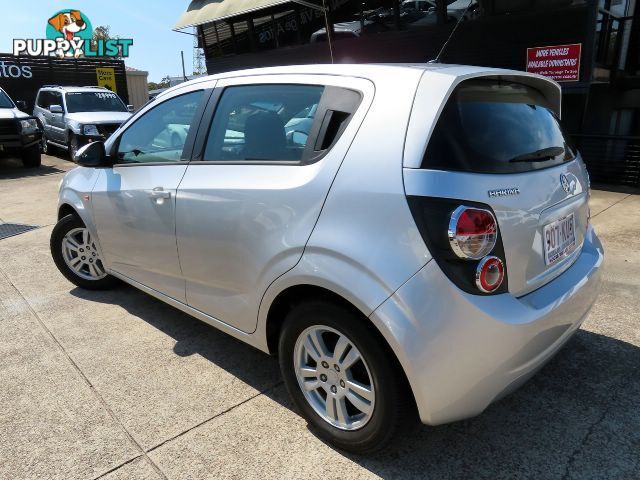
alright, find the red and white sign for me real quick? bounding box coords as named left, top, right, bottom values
left=526, top=44, right=581, bottom=82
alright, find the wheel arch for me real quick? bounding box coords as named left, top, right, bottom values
left=264, top=283, right=418, bottom=412
left=56, top=181, right=105, bottom=266
left=265, top=284, right=365, bottom=355
left=58, top=203, right=78, bottom=220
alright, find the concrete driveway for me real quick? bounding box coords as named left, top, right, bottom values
left=0, top=154, right=638, bottom=480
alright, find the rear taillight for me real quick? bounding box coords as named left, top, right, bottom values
left=407, top=197, right=509, bottom=296
left=448, top=206, right=497, bottom=260
left=475, top=256, right=504, bottom=292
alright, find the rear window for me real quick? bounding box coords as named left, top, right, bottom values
left=422, top=80, right=575, bottom=173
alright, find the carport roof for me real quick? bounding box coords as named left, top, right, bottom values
left=175, top=0, right=324, bottom=30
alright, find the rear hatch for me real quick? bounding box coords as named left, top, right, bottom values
left=404, top=72, right=590, bottom=297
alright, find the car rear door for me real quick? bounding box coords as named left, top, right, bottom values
left=91, top=85, right=211, bottom=302
left=175, top=75, right=373, bottom=333
left=404, top=71, right=589, bottom=297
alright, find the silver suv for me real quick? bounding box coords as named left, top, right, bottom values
left=34, top=85, right=132, bottom=159
left=51, top=64, right=603, bottom=453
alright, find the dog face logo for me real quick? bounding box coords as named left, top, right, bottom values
left=47, top=10, right=89, bottom=58
left=48, top=11, right=86, bottom=41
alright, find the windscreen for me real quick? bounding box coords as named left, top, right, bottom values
left=66, top=91, right=127, bottom=113
left=422, top=80, right=575, bottom=173
left=0, top=90, right=14, bottom=108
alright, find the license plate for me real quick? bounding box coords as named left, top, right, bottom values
left=543, top=213, right=576, bottom=265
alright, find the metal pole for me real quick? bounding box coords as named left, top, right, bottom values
left=436, top=0, right=447, bottom=25
left=247, top=18, right=258, bottom=51
left=271, top=14, right=280, bottom=48
left=322, top=0, right=334, bottom=64
left=229, top=21, right=238, bottom=53
left=393, top=0, right=401, bottom=30
left=181, top=50, right=188, bottom=82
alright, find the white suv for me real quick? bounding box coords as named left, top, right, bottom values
left=33, top=85, right=132, bottom=159
left=50, top=64, right=603, bottom=453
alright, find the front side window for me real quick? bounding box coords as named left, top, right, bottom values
left=66, top=91, right=128, bottom=113
left=117, top=90, right=204, bottom=164
left=423, top=80, right=576, bottom=174
left=51, top=92, right=63, bottom=110
left=204, top=84, right=325, bottom=162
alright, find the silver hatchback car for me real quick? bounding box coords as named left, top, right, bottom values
left=51, top=64, right=603, bottom=453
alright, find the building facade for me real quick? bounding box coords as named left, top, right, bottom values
left=0, top=55, right=130, bottom=112
left=176, top=0, right=640, bottom=188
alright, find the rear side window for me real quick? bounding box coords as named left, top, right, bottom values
left=422, top=80, right=575, bottom=173
left=204, top=84, right=325, bottom=162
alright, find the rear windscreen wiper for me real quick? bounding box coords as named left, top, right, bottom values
left=508, top=146, right=565, bottom=163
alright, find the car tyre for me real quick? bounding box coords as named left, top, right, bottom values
left=40, top=133, right=49, bottom=154
left=279, top=300, right=415, bottom=454
left=50, top=214, right=119, bottom=290
left=21, top=144, right=42, bottom=168
left=68, top=133, right=80, bottom=161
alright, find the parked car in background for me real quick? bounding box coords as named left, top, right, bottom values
left=0, top=87, right=42, bottom=168
left=402, top=0, right=434, bottom=11
left=402, top=0, right=478, bottom=22
left=310, top=20, right=388, bottom=42
left=445, top=0, right=479, bottom=20
left=34, top=86, right=133, bottom=160
left=51, top=64, right=603, bottom=454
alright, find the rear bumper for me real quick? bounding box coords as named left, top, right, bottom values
left=371, top=225, right=603, bottom=425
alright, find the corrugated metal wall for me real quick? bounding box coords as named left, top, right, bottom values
left=125, top=71, right=149, bottom=111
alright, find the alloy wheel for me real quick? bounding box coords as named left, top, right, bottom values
left=293, top=325, right=375, bottom=430
left=61, top=227, right=107, bottom=281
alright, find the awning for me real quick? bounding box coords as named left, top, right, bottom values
left=175, top=0, right=325, bottom=30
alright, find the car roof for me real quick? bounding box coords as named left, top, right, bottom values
left=158, top=63, right=547, bottom=100
left=39, top=86, right=113, bottom=93
left=160, top=63, right=448, bottom=98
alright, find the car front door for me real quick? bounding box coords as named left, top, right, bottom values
left=91, top=86, right=210, bottom=301
left=49, top=91, right=66, bottom=144
left=175, top=75, right=372, bottom=333
left=35, top=91, right=52, bottom=139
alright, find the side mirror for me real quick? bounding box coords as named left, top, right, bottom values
left=127, top=104, right=135, bottom=113
left=49, top=104, right=63, bottom=114
left=75, top=141, right=109, bottom=167
left=15, top=100, right=28, bottom=112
